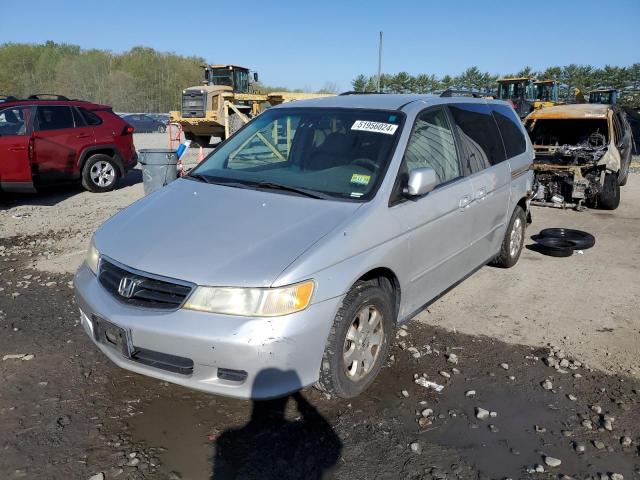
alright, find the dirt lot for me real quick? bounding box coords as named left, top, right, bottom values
left=1, top=135, right=639, bottom=479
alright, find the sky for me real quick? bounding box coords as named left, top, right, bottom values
left=1, top=0, right=639, bottom=91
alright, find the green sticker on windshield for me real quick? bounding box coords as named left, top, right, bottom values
left=351, top=173, right=371, bottom=186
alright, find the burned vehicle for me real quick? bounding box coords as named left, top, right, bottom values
left=525, top=104, right=633, bottom=210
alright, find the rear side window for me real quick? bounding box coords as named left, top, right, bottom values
left=79, top=107, right=103, bottom=126
left=490, top=104, right=526, bottom=158
left=0, top=106, right=30, bottom=136
left=35, top=106, right=74, bottom=131
left=449, top=103, right=506, bottom=172
left=403, top=107, right=460, bottom=185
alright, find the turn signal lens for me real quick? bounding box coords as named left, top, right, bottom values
left=183, top=280, right=315, bottom=317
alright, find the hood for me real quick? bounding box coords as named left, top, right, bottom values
left=95, top=179, right=361, bottom=287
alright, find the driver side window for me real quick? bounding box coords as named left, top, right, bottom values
left=403, top=108, right=460, bottom=185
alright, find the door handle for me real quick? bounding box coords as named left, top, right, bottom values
left=76, top=134, right=91, bottom=139
left=459, top=195, right=472, bottom=209
left=9, top=146, right=26, bottom=152
left=475, top=186, right=487, bottom=200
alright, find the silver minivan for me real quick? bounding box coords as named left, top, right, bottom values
left=74, top=94, right=534, bottom=399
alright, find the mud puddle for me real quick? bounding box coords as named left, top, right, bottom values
left=125, top=323, right=640, bottom=479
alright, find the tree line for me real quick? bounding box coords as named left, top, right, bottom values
left=0, top=41, right=207, bottom=112
left=352, top=65, right=640, bottom=105
left=2, top=42, right=639, bottom=110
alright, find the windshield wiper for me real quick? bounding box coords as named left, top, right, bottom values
left=188, top=173, right=212, bottom=183
left=252, top=181, right=328, bottom=199
left=187, top=174, right=252, bottom=190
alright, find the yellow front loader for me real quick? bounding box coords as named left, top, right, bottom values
left=169, top=65, right=334, bottom=147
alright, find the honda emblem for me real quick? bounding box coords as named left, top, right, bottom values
left=117, top=277, right=140, bottom=299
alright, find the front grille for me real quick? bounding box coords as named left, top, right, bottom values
left=98, top=258, right=193, bottom=310
left=181, top=91, right=205, bottom=118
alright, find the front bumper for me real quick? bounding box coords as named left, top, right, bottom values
left=73, top=264, right=342, bottom=399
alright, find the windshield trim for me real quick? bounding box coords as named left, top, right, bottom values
left=189, top=107, right=407, bottom=203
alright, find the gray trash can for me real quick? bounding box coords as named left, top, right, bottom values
left=139, top=149, right=179, bottom=196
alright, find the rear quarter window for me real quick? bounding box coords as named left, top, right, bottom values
left=79, top=107, right=103, bottom=126
left=490, top=103, right=527, bottom=158
left=448, top=103, right=506, bottom=172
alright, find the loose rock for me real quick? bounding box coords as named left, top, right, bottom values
left=446, top=353, right=458, bottom=364
left=410, top=442, right=421, bottom=454
left=544, top=456, right=561, bottom=467
left=541, top=379, right=553, bottom=390
left=475, top=407, right=490, bottom=420
left=592, top=440, right=605, bottom=450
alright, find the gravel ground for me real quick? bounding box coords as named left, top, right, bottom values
left=0, top=137, right=639, bottom=479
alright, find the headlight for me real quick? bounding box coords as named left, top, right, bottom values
left=183, top=280, right=314, bottom=317
left=85, top=238, right=100, bottom=275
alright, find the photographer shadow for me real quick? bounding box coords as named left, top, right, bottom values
left=212, top=369, right=342, bottom=479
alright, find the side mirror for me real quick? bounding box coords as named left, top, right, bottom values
left=404, top=167, right=437, bottom=197
left=253, top=72, right=259, bottom=82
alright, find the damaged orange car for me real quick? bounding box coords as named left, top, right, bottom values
left=525, top=104, right=633, bottom=210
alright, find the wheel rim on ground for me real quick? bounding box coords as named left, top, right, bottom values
left=90, top=161, right=115, bottom=187
left=343, top=305, right=384, bottom=382
left=509, top=217, right=523, bottom=257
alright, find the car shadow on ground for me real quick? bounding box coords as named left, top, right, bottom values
left=0, top=170, right=142, bottom=210
left=211, top=369, right=343, bottom=480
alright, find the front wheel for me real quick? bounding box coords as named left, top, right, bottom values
left=491, top=205, right=525, bottom=268
left=599, top=172, right=620, bottom=210
left=81, top=154, right=119, bottom=193
left=317, top=280, right=394, bottom=398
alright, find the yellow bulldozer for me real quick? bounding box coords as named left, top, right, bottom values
left=169, top=64, right=334, bottom=147
left=496, top=77, right=560, bottom=118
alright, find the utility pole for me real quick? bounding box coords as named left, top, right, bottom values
left=377, top=31, right=383, bottom=93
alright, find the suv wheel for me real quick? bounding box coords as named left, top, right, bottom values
left=317, top=279, right=394, bottom=398
left=599, top=172, right=620, bottom=210
left=491, top=205, right=525, bottom=268
left=82, top=154, right=119, bottom=193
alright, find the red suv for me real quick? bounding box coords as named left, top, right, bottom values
left=0, top=95, right=137, bottom=193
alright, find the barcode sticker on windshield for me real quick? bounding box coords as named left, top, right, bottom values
left=351, top=120, right=398, bottom=135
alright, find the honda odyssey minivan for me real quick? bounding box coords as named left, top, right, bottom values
left=74, top=93, right=534, bottom=399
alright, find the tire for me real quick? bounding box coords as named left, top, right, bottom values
left=157, top=125, right=166, bottom=133
left=228, top=113, right=245, bottom=137
left=491, top=205, right=526, bottom=268
left=619, top=164, right=629, bottom=186
left=184, top=132, right=209, bottom=147
left=538, top=228, right=595, bottom=250
left=598, top=172, right=620, bottom=210
left=317, top=279, right=394, bottom=398
left=532, top=237, right=574, bottom=257
left=81, top=154, right=119, bottom=193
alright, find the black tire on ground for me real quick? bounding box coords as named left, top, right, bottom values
left=598, top=172, right=621, bottom=210
left=317, top=279, right=395, bottom=398
left=538, top=228, right=595, bottom=250
left=157, top=125, right=166, bottom=133
left=532, top=237, right=574, bottom=257
left=228, top=113, right=245, bottom=137
left=491, top=205, right=526, bottom=268
left=81, top=154, right=120, bottom=193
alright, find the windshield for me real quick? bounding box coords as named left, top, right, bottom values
left=209, top=68, right=233, bottom=87
left=535, top=83, right=557, bottom=102
left=189, top=108, right=404, bottom=201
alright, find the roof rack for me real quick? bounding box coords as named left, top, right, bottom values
left=339, top=91, right=386, bottom=96
left=27, top=94, right=70, bottom=100
left=440, top=89, right=487, bottom=98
